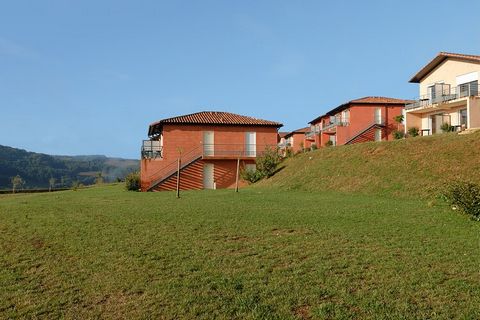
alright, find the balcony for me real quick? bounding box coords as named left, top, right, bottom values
left=406, top=82, right=479, bottom=111
left=141, top=140, right=162, bottom=159
left=321, top=120, right=350, bottom=133
left=305, top=130, right=318, bottom=140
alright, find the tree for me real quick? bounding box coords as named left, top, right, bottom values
left=95, top=172, right=104, bottom=185
left=49, top=177, right=56, bottom=192
left=394, top=114, right=404, bottom=131
left=255, top=147, right=282, bottom=178
left=11, top=175, right=25, bottom=193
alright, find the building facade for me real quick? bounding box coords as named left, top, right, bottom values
left=308, top=97, right=408, bottom=147
left=140, top=111, right=282, bottom=192
left=405, top=52, right=480, bottom=135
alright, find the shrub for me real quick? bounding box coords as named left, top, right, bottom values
left=256, top=147, right=282, bottom=178
left=125, top=171, right=141, bottom=191
left=394, top=114, right=404, bottom=124
left=407, top=127, right=419, bottom=137
left=444, top=181, right=480, bottom=221
left=440, top=122, right=453, bottom=133
left=393, top=130, right=405, bottom=140
left=11, top=175, right=25, bottom=193
left=310, top=144, right=318, bottom=151
left=299, top=142, right=305, bottom=152
left=284, top=147, right=293, bottom=158
left=325, top=140, right=333, bottom=147
left=240, top=168, right=263, bottom=184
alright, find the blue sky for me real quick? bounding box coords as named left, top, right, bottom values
left=1, top=0, right=479, bottom=158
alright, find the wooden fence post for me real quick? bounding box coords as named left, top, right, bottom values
left=176, top=157, right=181, bottom=198
left=235, top=158, right=240, bottom=193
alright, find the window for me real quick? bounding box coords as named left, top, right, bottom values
left=245, top=163, right=256, bottom=172
left=329, top=135, right=336, bottom=146
left=460, top=109, right=468, bottom=127
left=374, top=108, right=382, bottom=124
left=458, top=80, right=478, bottom=97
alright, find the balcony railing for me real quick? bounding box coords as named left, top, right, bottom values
left=406, top=83, right=479, bottom=110
left=305, top=131, right=318, bottom=139
left=321, top=120, right=350, bottom=132
left=202, top=144, right=276, bottom=158
left=141, top=140, right=162, bottom=159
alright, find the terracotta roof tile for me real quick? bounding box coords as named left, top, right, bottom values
left=410, top=52, right=480, bottom=83
left=284, top=127, right=310, bottom=138
left=149, top=111, right=283, bottom=136
left=309, top=96, right=410, bottom=124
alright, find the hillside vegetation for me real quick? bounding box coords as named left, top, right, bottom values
left=0, top=145, right=138, bottom=189
left=261, top=132, right=480, bottom=198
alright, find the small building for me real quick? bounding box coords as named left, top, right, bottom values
left=405, top=52, right=480, bottom=135
left=281, top=127, right=312, bottom=153
left=308, top=96, right=408, bottom=147
left=140, top=111, right=283, bottom=191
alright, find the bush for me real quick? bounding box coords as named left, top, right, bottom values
left=325, top=140, right=333, bottom=147
left=444, top=181, right=480, bottom=221
left=310, top=144, right=318, bottom=151
left=393, top=130, right=405, bottom=140
left=407, top=127, right=419, bottom=137
left=284, top=147, right=293, bottom=158
left=440, top=122, right=453, bottom=133
left=256, top=147, right=282, bottom=178
left=125, top=171, right=141, bottom=191
left=240, top=168, right=263, bottom=184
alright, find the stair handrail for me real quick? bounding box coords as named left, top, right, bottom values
left=146, top=145, right=203, bottom=182
left=344, top=120, right=385, bottom=145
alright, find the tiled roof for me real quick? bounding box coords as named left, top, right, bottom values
left=309, top=96, right=410, bottom=124
left=284, top=127, right=310, bottom=138
left=410, top=52, right=480, bottom=83
left=278, top=132, right=289, bottom=138
left=149, top=111, right=283, bottom=136
left=349, top=96, right=411, bottom=104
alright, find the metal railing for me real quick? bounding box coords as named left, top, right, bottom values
left=147, top=146, right=203, bottom=190
left=321, top=120, right=350, bottom=132
left=202, top=144, right=276, bottom=157
left=141, top=140, right=163, bottom=159
left=146, top=144, right=278, bottom=190
left=406, top=83, right=479, bottom=110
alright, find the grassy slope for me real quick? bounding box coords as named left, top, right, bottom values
left=1, top=185, right=479, bottom=319
left=260, top=132, right=480, bottom=198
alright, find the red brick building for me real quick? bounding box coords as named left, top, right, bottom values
left=140, top=111, right=282, bottom=191
left=308, top=97, right=409, bottom=147
left=280, top=127, right=313, bottom=153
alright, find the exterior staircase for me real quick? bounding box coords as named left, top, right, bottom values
left=345, top=123, right=385, bottom=145
left=147, top=146, right=203, bottom=191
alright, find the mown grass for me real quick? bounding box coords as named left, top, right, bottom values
left=261, top=131, right=480, bottom=198
left=1, top=184, right=479, bottom=319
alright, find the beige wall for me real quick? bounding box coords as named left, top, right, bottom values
left=419, top=59, right=480, bottom=96
left=469, top=97, right=480, bottom=128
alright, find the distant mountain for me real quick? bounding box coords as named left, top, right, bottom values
left=0, top=145, right=139, bottom=189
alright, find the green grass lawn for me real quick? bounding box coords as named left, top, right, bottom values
left=1, top=184, right=479, bottom=319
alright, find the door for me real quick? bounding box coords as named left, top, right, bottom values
left=431, top=114, right=443, bottom=134
left=374, top=129, right=382, bottom=142
left=203, top=163, right=214, bottom=189
left=374, top=108, right=382, bottom=124
left=245, top=132, right=256, bottom=157
left=203, top=131, right=214, bottom=156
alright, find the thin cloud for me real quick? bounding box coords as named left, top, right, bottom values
left=0, top=37, right=36, bottom=58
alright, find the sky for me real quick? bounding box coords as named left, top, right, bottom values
left=1, top=0, right=480, bottom=159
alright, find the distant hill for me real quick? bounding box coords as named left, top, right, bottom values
left=0, top=145, right=139, bottom=189
left=259, top=131, right=480, bottom=198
